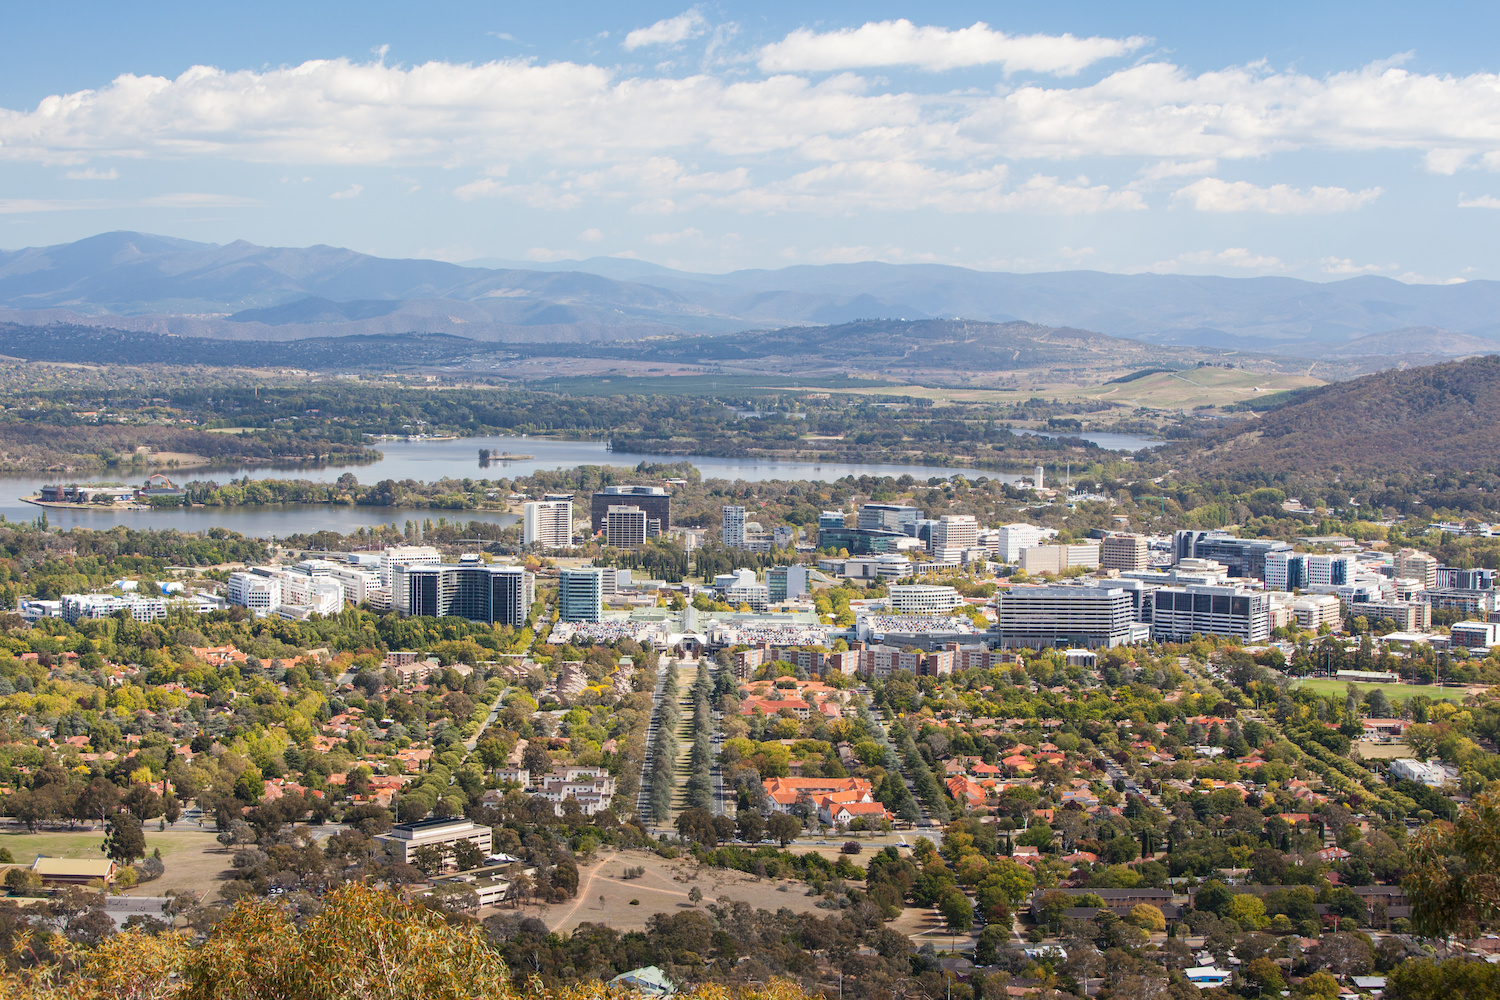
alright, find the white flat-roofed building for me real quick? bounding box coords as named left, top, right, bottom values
left=1450, top=619, right=1500, bottom=651
left=523, top=500, right=574, bottom=549
left=605, top=505, right=648, bottom=548
left=1291, top=594, right=1342, bottom=630
left=929, top=514, right=978, bottom=554
left=532, top=766, right=616, bottom=816
left=994, top=523, right=1050, bottom=562
left=1389, top=758, right=1454, bottom=787
left=60, top=593, right=167, bottom=624
left=227, top=572, right=281, bottom=614
left=375, top=817, right=494, bottom=865
left=380, top=545, right=441, bottom=588
left=888, top=584, right=962, bottom=614
left=326, top=564, right=382, bottom=605
left=995, top=584, right=1146, bottom=650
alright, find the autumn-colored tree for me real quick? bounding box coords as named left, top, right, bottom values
left=1405, top=786, right=1500, bottom=938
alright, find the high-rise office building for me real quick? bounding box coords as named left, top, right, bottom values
left=605, top=506, right=648, bottom=548
left=1150, top=585, right=1271, bottom=643
left=993, top=523, right=1046, bottom=562
left=1173, top=530, right=1291, bottom=580
left=994, top=585, right=1142, bottom=649
left=590, top=486, right=671, bottom=534
left=1101, top=533, right=1149, bottom=572
left=1394, top=548, right=1439, bottom=588
left=399, top=559, right=533, bottom=627
left=722, top=505, right=747, bottom=548
left=523, top=499, right=574, bottom=549
left=558, top=567, right=605, bottom=623
left=929, top=515, right=979, bottom=554
left=767, top=564, right=810, bottom=602
left=857, top=503, right=923, bottom=535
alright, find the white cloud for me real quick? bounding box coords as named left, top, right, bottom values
left=64, top=167, right=118, bottom=180
left=524, top=247, right=575, bottom=261
left=0, top=193, right=256, bottom=213
left=624, top=11, right=707, bottom=51
left=1424, top=148, right=1472, bottom=174
left=579, top=227, right=604, bottom=242
left=644, top=227, right=702, bottom=245
left=1172, top=178, right=1381, bottom=214
left=1150, top=248, right=1288, bottom=272
left=1321, top=256, right=1398, bottom=274
left=1459, top=194, right=1500, bottom=208
left=5, top=51, right=1500, bottom=219
left=1138, top=159, right=1216, bottom=182
left=330, top=183, right=363, bottom=199
left=760, top=21, right=1145, bottom=75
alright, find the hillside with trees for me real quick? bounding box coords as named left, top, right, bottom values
left=1177, top=355, right=1500, bottom=475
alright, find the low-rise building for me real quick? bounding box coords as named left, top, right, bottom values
left=375, top=817, right=494, bottom=866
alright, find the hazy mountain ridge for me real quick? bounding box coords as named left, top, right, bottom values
left=3, top=232, right=1500, bottom=354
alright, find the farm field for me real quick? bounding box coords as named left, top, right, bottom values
left=840, top=367, right=1325, bottom=412
left=1293, top=678, right=1474, bottom=702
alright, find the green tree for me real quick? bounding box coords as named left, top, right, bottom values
left=767, top=813, right=802, bottom=847
left=939, top=889, right=974, bottom=933
left=102, top=812, right=147, bottom=865
left=1406, top=785, right=1500, bottom=938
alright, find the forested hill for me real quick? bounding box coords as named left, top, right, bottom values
left=1177, top=355, right=1500, bottom=473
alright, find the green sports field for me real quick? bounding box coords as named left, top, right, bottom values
left=1293, top=678, right=1468, bottom=702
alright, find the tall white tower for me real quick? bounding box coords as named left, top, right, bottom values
left=1033, top=465, right=1044, bottom=490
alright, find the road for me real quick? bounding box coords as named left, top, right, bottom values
left=635, top=658, right=673, bottom=825
left=464, top=684, right=512, bottom=754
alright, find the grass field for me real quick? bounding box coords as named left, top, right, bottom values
left=0, top=828, right=230, bottom=899
left=1293, top=678, right=1470, bottom=702
left=525, top=374, right=897, bottom=396
left=838, top=367, right=1325, bottom=412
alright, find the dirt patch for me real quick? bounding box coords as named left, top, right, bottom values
left=508, top=848, right=830, bottom=935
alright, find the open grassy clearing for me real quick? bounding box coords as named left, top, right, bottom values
left=1293, top=678, right=1473, bottom=702
left=521, top=847, right=829, bottom=935
left=666, top=663, right=700, bottom=824
left=1356, top=741, right=1413, bottom=760
left=0, top=828, right=228, bottom=899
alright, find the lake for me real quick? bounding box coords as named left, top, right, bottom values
left=0, top=436, right=1032, bottom=537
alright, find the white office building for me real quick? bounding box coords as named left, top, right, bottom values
left=60, top=593, right=168, bottom=624
left=380, top=545, right=441, bottom=587
left=888, top=584, right=962, bottom=614
left=929, top=515, right=979, bottom=554
left=995, top=584, right=1146, bottom=649
left=227, top=572, right=282, bottom=614
left=558, top=567, right=605, bottom=623
left=994, top=523, right=1050, bottom=562
left=523, top=500, right=574, bottom=549
left=325, top=564, right=382, bottom=605
left=722, top=505, right=747, bottom=548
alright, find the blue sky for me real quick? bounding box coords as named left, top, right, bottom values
left=2, top=2, right=1499, bottom=280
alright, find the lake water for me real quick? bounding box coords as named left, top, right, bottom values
left=1019, top=431, right=1162, bottom=452
left=0, top=435, right=1035, bottom=537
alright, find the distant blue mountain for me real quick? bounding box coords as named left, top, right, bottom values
left=3, top=231, right=1499, bottom=351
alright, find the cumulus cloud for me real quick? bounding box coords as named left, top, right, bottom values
left=64, top=167, right=118, bottom=180
left=1459, top=194, right=1500, bottom=208
left=1321, top=256, right=1398, bottom=274
left=624, top=10, right=707, bottom=51
left=1172, top=178, right=1381, bottom=213
left=0, top=192, right=256, bottom=213
left=330, top=183, right=363, bottom=199
left=579, top=227, right=604, bottom=242
left=758, top=20, right=1146, bottom=74
left=4, top=49, right=1500, bottom=218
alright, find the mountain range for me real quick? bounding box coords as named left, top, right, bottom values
left=3, top=232, right=1500, bottom=357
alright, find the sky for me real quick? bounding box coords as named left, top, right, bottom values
left=2, top=1, right=1500, bottom=280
